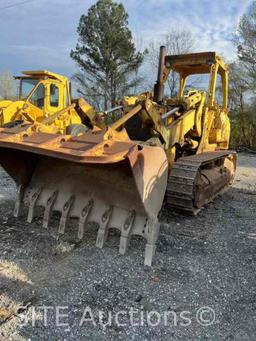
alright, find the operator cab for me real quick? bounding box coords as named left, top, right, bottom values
left=15, top=70, right=71, bottom=117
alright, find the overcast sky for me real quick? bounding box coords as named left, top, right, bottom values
left=0, top=0, right=252, bottom=77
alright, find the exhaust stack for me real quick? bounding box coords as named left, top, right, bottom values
left=153, top=46, right=167, bottom=103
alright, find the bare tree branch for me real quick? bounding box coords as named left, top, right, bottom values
left=147, top=29, right=195, bottom=97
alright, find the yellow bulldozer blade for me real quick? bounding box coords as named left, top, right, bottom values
left=0, top=127, right=168, bottom=265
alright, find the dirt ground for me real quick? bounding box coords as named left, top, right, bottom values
left=0, top=153, right=255, bottom=340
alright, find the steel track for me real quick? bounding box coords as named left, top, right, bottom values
left=166, top=150, right=237, bottom=215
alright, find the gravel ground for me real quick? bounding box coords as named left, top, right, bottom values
left=0, top=153, right=255, bottom=340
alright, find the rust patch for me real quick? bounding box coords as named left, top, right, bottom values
left=22, top=132, right=61, bottom=145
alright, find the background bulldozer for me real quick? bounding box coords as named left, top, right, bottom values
left=0, top=70, right=103, bottom=134
left=0, top=47, right=236, bottom=265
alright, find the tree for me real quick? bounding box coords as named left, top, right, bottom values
left=228, top=62, right=254, bottom=148
left=71, top=0, right=144, bottom=110
left=231, top=1, right=256, bottom=149
left=0, top=70, right=14, bottom=100
left=234, top=1, right=256, bottom=92
left=229, top=62, right=256, bottom=149
left=148, top=29, right=195, bottom=96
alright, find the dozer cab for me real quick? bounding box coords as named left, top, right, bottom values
left=0, top=47, right=236, bottom=265
left=0, top=70, right=103, bottom=134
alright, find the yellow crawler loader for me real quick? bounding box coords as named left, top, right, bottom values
left=0, top=70, right=103, bottom=134
left=0, top=47, right=236, bottom=265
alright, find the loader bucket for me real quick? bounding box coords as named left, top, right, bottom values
left=0, top=127, right=168, bottom=265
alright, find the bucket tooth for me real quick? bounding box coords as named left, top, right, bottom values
left=43, top=190, right=58, bottom=229
left=78, top=199, right=94, bottom=240
left=58, top=194, right=75, bottom=234
left=13, top=184, right=25, bottom=218
left=27, top=187, right=42, bottom=223
left=144, top=219, right=160, bottom=267
left=119, top=210, right=136, bottom=255
left=96, top=206, right=113, bottom=248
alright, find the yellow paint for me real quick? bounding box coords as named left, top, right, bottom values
left=115, top=52, right=231, bottom=166
left=0, top=70, right=97, bottom=133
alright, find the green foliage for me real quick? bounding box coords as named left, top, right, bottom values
left=229, top=62, right=256, bottom=149
left=71, top=0, right=144, bottom=110
left=235, top=2, right=256, bottom=91
left=231, top=2, right=256, bottom=150
left=230, top=109, right=256, bottom=149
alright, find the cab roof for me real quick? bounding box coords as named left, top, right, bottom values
left=165, top=52, right=228, bottom=75
left=15, top=70, right=67, bottom=82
